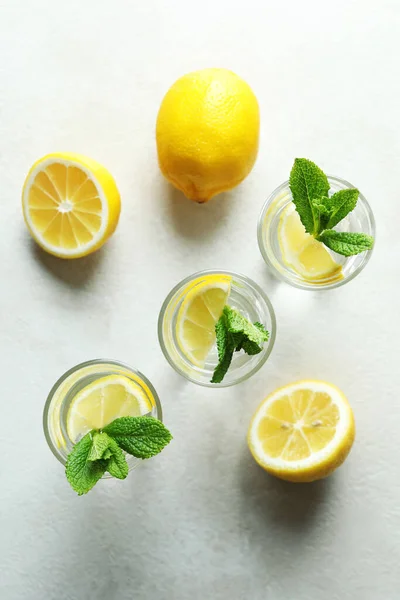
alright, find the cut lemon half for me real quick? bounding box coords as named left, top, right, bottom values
left=248, top=380, right=355, bottom=482
left=175, top=274, right=232, bottom=367
left=278, top=206, right=343, bottom=282
left=67, top=375, right=152, bottom=442
left=22, top=152, right=121, bottom=259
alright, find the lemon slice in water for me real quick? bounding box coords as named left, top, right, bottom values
left=67, top=375, right=151, bottom=442
left=278, top=206, right=343, bottom=282
left=175, top=274, right=232, bottom=367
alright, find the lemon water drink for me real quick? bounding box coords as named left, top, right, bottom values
left=43, top=360, right=162, bottom=472
left=258, top=176, right=375, bottom=290
left=158, top=271, right=276, bottom=387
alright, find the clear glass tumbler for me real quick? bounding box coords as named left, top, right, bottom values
left=257, top=176, right=376, bottom=290
left=158, top=270, right=276, bottom=387
left=43, top=359, right=162, bottom=474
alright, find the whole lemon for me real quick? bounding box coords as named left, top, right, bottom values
left=156, top=68, right=260, bottom=203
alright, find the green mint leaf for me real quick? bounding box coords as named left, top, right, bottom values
left=289, top=158, right=330, bottom=235
left=211, top=309, right=270, bottom=383
left=65, top=433, right=108, bottom=495
left=88, top=432, right=113, bottom=461
left=102, top=448, right=112, bottom=460
left=318, top=230, right=374, bottom=256
left=103, top=416, right=172, bottom=459
left=211, top=314, right=236, bottom=383
left=224, top=306, right=269, bottom=352
left=311, top=196, right=333, bottom=231
left=325, top=188, right=359, bottom=229
left=253, top=322, right=270, bottom=337
left=311, top=198, right=332, bottom=216
left=239, top=322, right=270, bottom=355
left=106, top=438, right=129, bottom=480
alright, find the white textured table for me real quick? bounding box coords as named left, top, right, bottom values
left=1, top=1, right=399, bottom=599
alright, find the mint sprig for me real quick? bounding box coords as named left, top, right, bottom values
left=289, top=158, right=374, bottom=256
left=65, top=416, right=172, bottom=495
left=211, top=306, right=269, bottom=384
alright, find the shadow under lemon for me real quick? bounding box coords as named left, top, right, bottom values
left=30, top=239, right=107, bottom=289
left=165, top=180, right=243, bottom=241
left=239, top=450, right=333, bottom=532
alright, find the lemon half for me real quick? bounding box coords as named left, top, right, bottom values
left=248, top=380, right=355, bottom=482
left=67, top=375, right=151, bottom=442
left=175, top=274, right=232, bottom=367
left=22, top=152, right=121, bottom=259
left=278, top=206, right=343, bottom=282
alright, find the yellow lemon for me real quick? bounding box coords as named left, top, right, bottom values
left=156, top=68, right=260, bottom=203
left=67, top=375, right=152, bottom=442
left=22, top=152, right=121, bottom=259
left=278, top=205, right=343, bottom=282
left=248, top=380, right=355, bottom=482
left=175, top=274, right=232, bottom=366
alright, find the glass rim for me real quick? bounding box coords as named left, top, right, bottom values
left=43, top=358, right=162, bottom=465
left=158, top=269, right=277, bottom=387
left=257, top=175, right=376, bottom=291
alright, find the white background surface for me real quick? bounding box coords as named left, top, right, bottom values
left=1, top=1, right=399, bottom=598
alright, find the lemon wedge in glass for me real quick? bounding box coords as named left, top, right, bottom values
left=278, top=206, right=343, bottom=282
left=175, top=274, right=232, bottom=367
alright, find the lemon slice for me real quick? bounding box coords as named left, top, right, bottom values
left=248, top=380, right=355, bottom=482
left=22, top=152, right=121, bottom=259
left=278, top=206, right=343, bottom=282
left=67, top=375, right=151, bottom=442
left=176, top=274, right=232, bottom=367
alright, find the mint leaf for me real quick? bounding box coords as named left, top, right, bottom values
left=312, top=198, right=332, bottom=216
left=325, top=188, right=359, bottom=229
left=224, top=306, right=268, bottom=352
left=211, top=314, right=236, bottom=384
left=318, top=230, right=374, bottom=256
left=65, top=433, right=108, bottom=495
left=88, top=432, right=113, bottom=461
left=254, top=322, right=269, bottom=336
left=106, top=438, right=129, bottom=479
left=311, top=196, right=333, bottom=231
left=102, top=448, right=112, bottom=460
left=289, top=158, right=330, bottom=235
left=211, top=309, right=270, bottom=383
left=103, top=416, right=172, bottom=459
left=240, top=322, right=270, bottom=355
